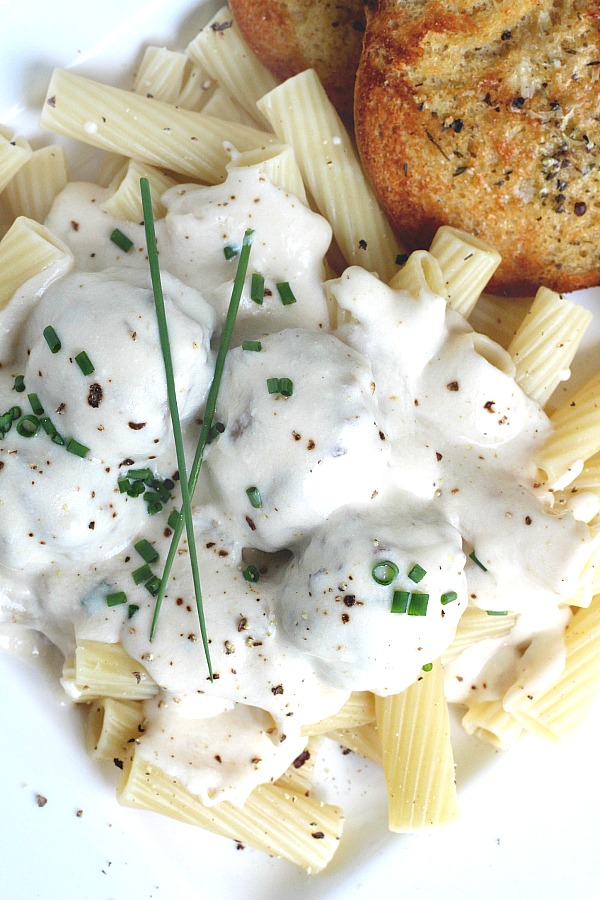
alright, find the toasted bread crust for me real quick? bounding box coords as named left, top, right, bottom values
left=356, top=1, right=600, bottom=294
left=230, top=0, right=365, bottom=121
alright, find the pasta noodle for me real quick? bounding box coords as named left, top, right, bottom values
left=0, top=216, right=71, bottom=308
left=428, top=225, right=501, bottom=317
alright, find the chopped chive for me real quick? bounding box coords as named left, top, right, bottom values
left=486, top=609, right=509, bottom=616
left=145, top=498, right=163, bottom=516
left=395, top=253, right=409, bottom=266
left=246, top=485, right=262, bottom=508
left=52, top=431, right=65, bottom=446
left=243, top=564, right=260, bottom=583
left=242, top=340, right=262, bottom=352
left=267, top=377, right=280, bottom=394
left=469, top=551, right=488, bottom=571
left=43, top=325, right=61, bottom=353
left=279, top=377, right=293, bottom=397
left=8, top=406, right=21, bottom=421
left=441, top=591, right=458, bottom=605
left=106, top=591, right=128, bottom=607
left=132, top=563, right=153, bottom=585
left=127, top=481, right=146, bottom=498
left=110, top=228, right=133, bottom=252
left=27, top=393, right=44, bottom=416
left=14, top=375, right=25, bottom=393
left=391, top=590, right=410, bottom=613
left=75, top=350, right=94, bottom=376
left=372, top=560, right=399, bottom=585
left=207, top=421, right=225, bottom=443
left=167, top=509, right=181, bottom=530
left=128, top=604, right=140, bottom=619
left=39, top=416, right=57, bottom=436
left=422, top=662, right=433, bottom=672
left=128, top=467, right=153, bottom=481
left=117, top=477, right=130, bottom=493
left=250, top=272, right=265, bottom=304
left=16, top=415, right=40, bottom=437
left=66, top=438, right=90, bottom=458
left=144, top=575, right=161, bottom=596
left=276, top=281, right=297, bottom=305
left=134, top=539, right=159, bottom=563
left=407, top=592, right=429, bottom=616
left=408, top=563, right=427, bottom=583
left=223, top=244, right=239, bottom=260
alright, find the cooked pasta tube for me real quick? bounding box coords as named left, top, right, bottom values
left=0, top=125, right=32, bottom=193
left=201, top=85, right=267, bottom=129
left=85, top=697, right=145, bottom=760
left=227, top=144, right=308, bottom=203
left=134, top=46, right=190, bottom=104
left=257, top=69, right=402, bottom=282
left=388, top=250, right=447, bottom=299
left=428, top=226, right=501, bottom=317
left=375, top=661, right=458, bottom=831
left=187, top=6, right=277, bottom=129
left=118, top=754, right=343, bottom=872
left=536, top=370, right=600, bottom=487
left=461, top=700, right=523, bottom=751
left=40, top=69, right=275, bottom=184
left=508, top=286, right=592, bottom=407
left=101, top=159, right=178, bottom=220
left=61, top=640, right=158, bottom=701
left=503, top=596, right=600, bottom=741
left=327, top=723, right=382, bottom=765
left=3, top=144, right=67, bottom=223
left=468, top=292, right=532, bottom=349
left=0, top=216, right=71, bottom=308
left=442, top=607, right=518, bottom=665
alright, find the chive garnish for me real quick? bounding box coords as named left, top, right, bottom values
left=422, top=662, right=433, bottom=672
left=486, top=609, right=509, bottom=616
left=267, top=377, right=280, bottom=394
left=106, top=591, right=128, bottom=607
left=142, top=180, right=255, bottom=674
left=207, top=421, right=225, bottom=443
left=110, top=228, right=133, bottom=252
left=167, top=509, right=181, bottom=531
left=118, top=477, right=130, bottom=493
left=223, top=244, right=239, bottom=260
left=441, top=591, right=458, bottom=605
left=391, top=590, right=410, bottom=613
left=132, top=563, right=153, bottom=585
left=27, top=393, right=44, bottom=416
left=14, top=375, right=25, bottom=393
left=408, top=563, right=426, bottom=583
left=242, top=340, right=262, bottom=352
left=128, top=604, right=140, bottom=619
left=276, top=281, right=297, bottom=305
left=246, top=486, right=262, bottom=508
left=43, top=325, right=61, bottom=353
left=16, top=415, right=40, bottom=437
left=243, top=564, right=260, bottom=583
left=250, top=272, right=264, bottom=304
left=128, top=467, right=152, bottom=481
left=391, top=590, right=429, bottom=615
left=372, top=560, right=399, bottom=585
left=469, top=551, right=488, bottom=571
left=39, top=416, right=57, bottom=437
left=75, top=350, right=95, bottom=376
left=134, top=539, right=159, bottom=564
left=66, top=438, right=90, bottom=458
left=52, top=431, right=65, bottom=446
left=144, top=575, right=161, bottom=596
left=279, top=377, right=293, bottom=397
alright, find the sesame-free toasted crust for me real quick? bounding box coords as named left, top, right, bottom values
left=356, top=1, right=600, bottom=294
left=230, top=0, right=365, bottom=122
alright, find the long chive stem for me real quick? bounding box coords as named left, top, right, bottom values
left=141, top=177, right=214, bottom=677
left=149, top=221, right=254, bottom=644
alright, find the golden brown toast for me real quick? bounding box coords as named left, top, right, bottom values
left=355, top=1, right=600, bottom=294
left=229, top=0, right=365, bottom=121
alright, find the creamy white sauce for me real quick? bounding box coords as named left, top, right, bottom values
left=1, top=166, right=596, bottom=804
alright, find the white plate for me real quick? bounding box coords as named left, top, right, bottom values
left=1, top=4, right=599, bottom=898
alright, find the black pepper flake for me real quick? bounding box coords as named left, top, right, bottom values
left=271, top=684, right=284, bottom=695
left=341, top=613, right=350, bottom=623
left=446, top=381, right=460, bottom=391
left=311, top=832, right=325, bottom=840
left=449, top=119, right=463, bottom=133
left=113, top=758, right=124, bottom=770
left=501, top=30, right=511, bottom=40
left=512, top=97, right=525, bottom=109
left=128, top=421, right=146, bottom=430
left=35, top=794, right=48, bottom=807
left=88, top=383, right=103, bottom=408
left=343, top=595, right=356, bottom=607
left=574, top=202, right=587, bottom=216
left=245, top=515, right=256, bottom=531
left=47, top=96, right=56, bottom=107
left=525, top=515, right=532, bottom=525
left=453, top=166, right=468, bottom=177
left=70, top=220, right=79, bottom=231
left=211, top=18, right=233, bottom=31
left=436, top=452, right=443, bottom=461
left=293, top=750, right=311, bottom=769
left=88, top=521, right=95, bottom=530
left=358, top=239, right=367, bottom=250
